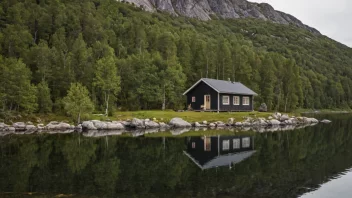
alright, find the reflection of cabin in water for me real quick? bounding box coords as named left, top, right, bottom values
left=184, top=135, right=256, bottom=170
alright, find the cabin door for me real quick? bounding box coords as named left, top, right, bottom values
left=204, top=95, right=211, bottom=110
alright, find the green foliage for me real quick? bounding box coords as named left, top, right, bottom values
left=63, top=83, right=94, bottom=123
left=37, top=81, right=53, bottom=113
left=0, top=0, right=351, bottom=114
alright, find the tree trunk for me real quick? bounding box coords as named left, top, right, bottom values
left=105, top=91, right=109, bottom=116
left=77, top=111, right=81, bottom=124
left=162, top=84, right=166, bottom=111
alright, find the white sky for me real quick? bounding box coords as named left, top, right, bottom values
left=249, top=0, right=352, bottom=47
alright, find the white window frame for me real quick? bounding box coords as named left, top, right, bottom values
left=242, top=96, right=250, bottom=106
left=233, top=139, right=240, bottom=149
left=222, top=96, right=230, bottom=105
left=192, top=96, right=196, bottom=102
left=222, top=140, right=230, bottom=150
left=242, top=137, right=250, bottom=148
left=233, top=96, right=240, bottom=105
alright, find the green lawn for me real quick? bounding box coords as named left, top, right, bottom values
left=7, top=110, right=276, bottom=125
left=111, top=110, right=273, bottom=123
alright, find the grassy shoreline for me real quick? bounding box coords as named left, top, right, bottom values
left=3, top=110, right=275, bottom=125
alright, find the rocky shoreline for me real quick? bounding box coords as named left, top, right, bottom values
left=0, top=113, right=331, bottom=136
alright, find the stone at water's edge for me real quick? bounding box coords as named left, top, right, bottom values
left=131, top=118, right=145, bottom=129
left=228, top=118, right=234, bottom=125
left=145, top=120, right=160, bottom=129
left=321, top=119, right=332, bottom=124
left=169, top=118, right=192, bottom=128
left=82, top=121, right=97, bottom=130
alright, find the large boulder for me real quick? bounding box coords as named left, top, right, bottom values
left=258, top=103, right=268, bottom=112
left=48, top=122, right=72, bottom=130
left=267, top=119, right=281, bottom=125
left=107, top=122, right=125, bottom=130
left=0, top=123, right=7, bottom=130
left=91, top=120, right=107, bottom=130
left=82, top=121, right=97, bottom=130
left=235, top=122, right=243, bottom=126
left=252, top=118, right=268, bottom=126
left=13, top=122, right=26, bottom=131
left=121, top=121, right=131, bottom=128
left=159, top=122, right=170, bottom=129
left=25, top=125, right=37, bottom=132
left=216, top=121, right=226, bottom=127
left=131, top=118, right=145, bottom=129
left=145, top=120, right=159, bottom=129
left=169, top=118, right=191, bottom=128
left=280, top=114, right=290, bottom=121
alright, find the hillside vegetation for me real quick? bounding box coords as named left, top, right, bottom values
left=0, top=0, right=351, bottom=118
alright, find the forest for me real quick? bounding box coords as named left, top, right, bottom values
left=1, top=0, right=352, bottom=118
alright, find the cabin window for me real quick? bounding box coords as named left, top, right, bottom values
left=233, top=96, right=240, bottom=105
left=222, top=140, right=230, bottom=150
left=233, top=139, right=240, bottom=149
left=242, top=97, right=250, bottom=105
left=192, top=142, right=196, bottom=149
left=192, top=96, right=196, bottom=102
left=242, top=137, right=250, bottom=148
left=222, top=96, right=230, bottom=105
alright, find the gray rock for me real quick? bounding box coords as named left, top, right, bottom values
left=169, top=118, right=191, bottom=128
left=82, top=121, right=97, bottom=130
left=37, top=124, right=45, bottom=130
left=252, top=118, right=268, bottom=126
left=131, top=118, right=145, bottom=129
left=107, top=122, right=125, bottom=130
left=8, top=127, right=15, bottom=132
left=216, top=121, right=226, bottom=127
left=267, top=119, right=281, bottom=125
left=227, top=118, right=235, bottom=125
left=145, top=120, right=159, bottom=129
left=268, top=116, right=273, bottom=120
left=320, top=119, right=332, bottom=124
left=122, top=0, right=320, bottom=34
left=209, top=123, right=216, bottom=127
left=159, top=122, right=170, bottom=129
left=258, top=103, right=267, bottom=112
left=92, top=120, right=108, bottom=130
left=121, top=121, right=131, bottom=127
left=280, top=114, right=290, bottom=121
left=13, top=122, right=26, bottom=131
left=202, top=121, right=208, bottom=125
left=242, top=122, right=252, bottom=127
left=235, top=122, right=243, bottom=126
left=25, top=125, right=37, bottom=132
left=75, top=124, right=83, bottom=130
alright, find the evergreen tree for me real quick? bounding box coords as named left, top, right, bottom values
left=37, top=80, right=53, bottom=113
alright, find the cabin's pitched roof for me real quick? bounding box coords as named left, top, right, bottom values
left=183, top=78, right=258, bottom=96
left=183, top=150, right=257, bottom=170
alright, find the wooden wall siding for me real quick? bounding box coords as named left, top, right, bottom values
left=219, top=94, right=253, bottom=111
left=186, top=81, right=218, bottom=110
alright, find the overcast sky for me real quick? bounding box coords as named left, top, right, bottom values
left=249, top=0, right=352, bottom=47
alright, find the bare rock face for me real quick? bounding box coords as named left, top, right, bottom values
left=120, top=0, right=320, bottom=34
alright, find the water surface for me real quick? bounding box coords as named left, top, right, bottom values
left=1, top=114, right=352, bottom=197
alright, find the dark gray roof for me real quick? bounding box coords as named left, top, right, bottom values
left=183, top=150, right=257, bottom=170
left=183, top=78, right=258, bottom=96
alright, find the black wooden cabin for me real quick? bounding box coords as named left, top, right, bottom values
left=183, top=78, right=257, bottom=112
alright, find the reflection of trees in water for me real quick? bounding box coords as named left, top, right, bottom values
left=0, top=115, right=352, bottom=197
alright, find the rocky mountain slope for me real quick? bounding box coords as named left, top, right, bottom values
left=120, top=0, right=320, bottom=34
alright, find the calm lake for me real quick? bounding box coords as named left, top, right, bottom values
left=1, top=114, right=352, bottom=198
